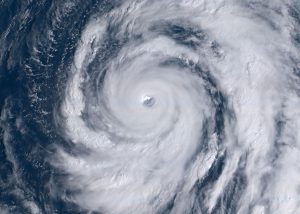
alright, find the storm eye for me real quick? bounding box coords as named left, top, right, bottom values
left=142, top=95, right=155, bottom=107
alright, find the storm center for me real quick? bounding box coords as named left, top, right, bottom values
left=142, top=95, right=155, bottom=107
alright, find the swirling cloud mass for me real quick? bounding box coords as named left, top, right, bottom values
left=1, top=0, right=300, bottom=213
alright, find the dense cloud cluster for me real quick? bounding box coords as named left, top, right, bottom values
left=1, top=0, right=300, bottom=213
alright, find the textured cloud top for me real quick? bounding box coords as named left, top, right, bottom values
left=49, top=1, right=300, bottom=213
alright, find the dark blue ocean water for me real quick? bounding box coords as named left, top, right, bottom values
left=0, top=1, right=111, bottom=213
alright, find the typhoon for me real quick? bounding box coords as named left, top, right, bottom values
left=0, top=0, right=300, bottom=214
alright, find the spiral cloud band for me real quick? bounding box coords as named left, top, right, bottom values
left=42, top=0, right=300, bottom=213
